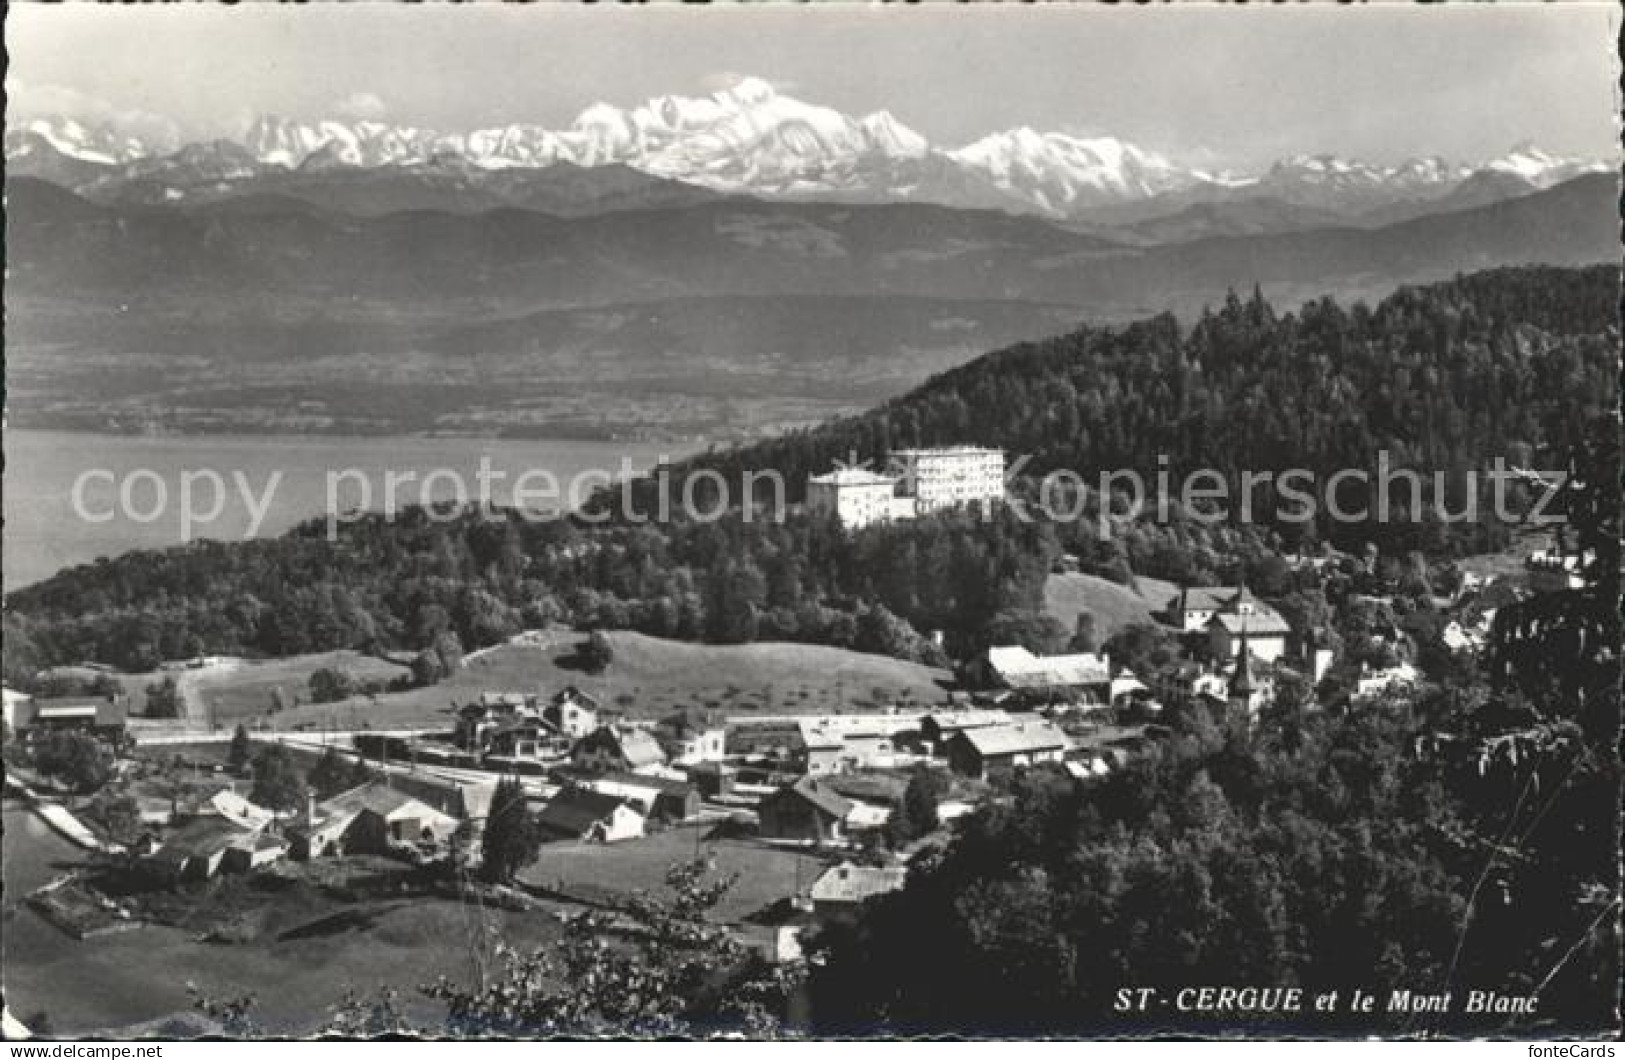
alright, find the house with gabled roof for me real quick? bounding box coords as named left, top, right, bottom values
left=757, top=775, right=853, bottom=844
left=809, top=861, right=907, bottom=921
left=15, top=695, right=128, bottom=743
left=287, top=781, right=459, bottom=860
left=535, top=787, right=645, bottom=843
left=570, top=725, right=667, bottom=773
left=143, top=816, right=259, bottom=882
left=945, top=719, right=1069, bottom=780
left=1171, top=585, right=1291, bottom=663
left=653, top=708, right=727, bottom=765
left=569, top=769, right=701, bottom=822
left=544, top=686, right=601, bottom=740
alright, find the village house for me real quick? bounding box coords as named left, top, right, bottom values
left=543, top=686, right=601, bottom=740
left=1171, top=586, right=1292, bottom=662
left=1208, top=612, right=1292, bottom=664
left=809, top=861, right=908, bottom=922
left=569, top=769, right=701, bottom=823
left=221, top=832, right=290, bottom=874
left=12, top=694, right=129, bottom=744
left=455, top=694, right=543, bottom=751
left=919, top=709, right=1013, bottom=754
left=535, top=787, right=646, bottom=843
left=757, top=775, right=853, bottom=844
left=945, top=719, right=1069, bottom=780
left=653, top=709, right=727, bottom=765
left=288, top=782, right=459, bottom=860
left=1172, top=588, right=1291, bottom=663
left=385, top=773, right=496, bottom=838
left=485, top=717, right=563, bottom=761
left=143, top=816, right=259, bottom=882
left=571, top=725, right=668, bottom=773
left=799, top=724, right=849, bottom=776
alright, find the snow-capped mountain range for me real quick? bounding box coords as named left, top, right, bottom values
left=7, top=77, right=1612, bottom=222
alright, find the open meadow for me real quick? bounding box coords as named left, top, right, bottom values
left=519, top=825, right=835, bottom=925
left=1042, top=572, right=1180, bottom=640
left=268, top=630, right=952, bottom=732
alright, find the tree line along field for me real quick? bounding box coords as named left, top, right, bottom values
left=7, top=266, right=1616, bottom=694
left=237, top=631, right=949, bottom=733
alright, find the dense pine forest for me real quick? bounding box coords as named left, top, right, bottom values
left=4, top=265, right=1617, bottom=679
left=625, top=265, right=1617, bottom=555
left=806, top=416, right=1621, bottom=1036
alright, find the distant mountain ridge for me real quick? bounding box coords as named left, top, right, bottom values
left=8, top=78, right=1612, bottom=229
left=4, top=169, right=1613, bottom=438
left=9, top=172, right=1611, bottom=312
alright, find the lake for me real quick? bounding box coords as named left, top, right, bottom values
left=3, top=430, right=687, bottom=589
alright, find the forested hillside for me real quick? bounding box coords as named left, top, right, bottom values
left=629, top=264, right=1618, bottom=559
left=4, top=266, right=1616, bottom=678
left=806, top=419, right=1621, bottom=1036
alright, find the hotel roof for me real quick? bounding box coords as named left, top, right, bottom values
left=808, top=467, right=900, bottom=488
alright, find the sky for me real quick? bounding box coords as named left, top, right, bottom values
left=6, top=3, right=1619, bottom=171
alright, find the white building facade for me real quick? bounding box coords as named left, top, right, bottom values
left=806, top=467, right=915, bottom=530
left=889, top=447, right=1005, bottom=513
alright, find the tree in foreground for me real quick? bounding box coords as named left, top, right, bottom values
left=248, top=742, right=305, bottom=815
left=192, top=858, right=804, bottom=1038
left=479, top=776, right=540, bottom=884
left=427, top=858, right=803, bottom=1037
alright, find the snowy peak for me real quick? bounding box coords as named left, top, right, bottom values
left=7, top=116, right=156, bottom=166
left=7, top=79, right=1615, bottom=224
left=223, top=79, right=934, bottom=189
left=949, top=129, right=1203, bottom=212
left=1483, top=142, right=1610, bottom=188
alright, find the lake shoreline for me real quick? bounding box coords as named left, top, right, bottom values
left=3, top=429, right=692, bottom=591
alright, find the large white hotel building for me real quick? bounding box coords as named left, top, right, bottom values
left=806, top=446, right=1006, bottom=529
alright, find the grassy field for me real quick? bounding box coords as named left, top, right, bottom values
left=1043, top=572, right=1181, bottom=640
left=519, top=826, right=836, bottom=924
left=272, top=631, right=952, bottom=731
left=184, top=651, right=411, bottom=728
left=2, top=800, right=559, bottom=1035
